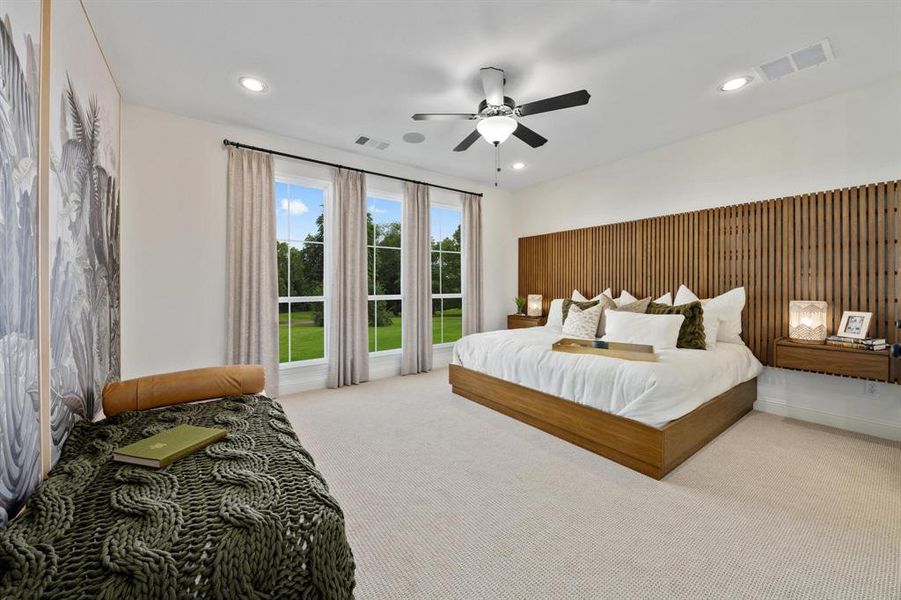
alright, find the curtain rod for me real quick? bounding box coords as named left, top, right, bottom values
left=223, top=139, right=483, bottom=197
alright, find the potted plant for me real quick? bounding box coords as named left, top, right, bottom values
left=514, top=296, right=527, bottom=315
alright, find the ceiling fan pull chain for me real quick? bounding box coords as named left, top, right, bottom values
left=494, top=142, right=500, bottom=187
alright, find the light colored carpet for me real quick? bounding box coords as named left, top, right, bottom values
left=280, top=369, right=900, bottom=600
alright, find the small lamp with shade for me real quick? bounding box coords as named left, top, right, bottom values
left=527, top=294, right=543, bottom=317
left=788, top=300, right=828, bottom=344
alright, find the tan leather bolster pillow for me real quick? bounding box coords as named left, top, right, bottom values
left=102, top=365, right=265, bottom=417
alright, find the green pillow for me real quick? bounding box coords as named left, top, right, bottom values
left=646, top=301, right=707, bottom=350
left=561, top=299, right=599, bottom=323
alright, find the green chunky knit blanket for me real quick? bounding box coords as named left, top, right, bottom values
left=0, top=395, right=355, bottom=599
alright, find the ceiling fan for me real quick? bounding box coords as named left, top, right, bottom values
left=412, top=67, right=590, bottom=152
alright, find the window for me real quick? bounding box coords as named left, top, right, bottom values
left=431, top=205, right=463, bottom=345
left=276, top=178, right=327, bottom=364
left=367, top=195, right=402, bottom=352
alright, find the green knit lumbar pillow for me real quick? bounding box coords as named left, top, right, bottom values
left=647, top=300, right=707, bottom=349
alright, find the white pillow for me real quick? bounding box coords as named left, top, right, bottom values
left=618, top=290, right=670, bottom=306
left=545, top=298, right=565, bottom=330
left=674, top=285, right=745, bottom=344
left=614, top=290, right=639, bottom=307
left=673, top=284, right=698, bottom=305
left=572, top=288, right=612, bottom=302
left=602, top=311, right=685, bottom=350
left=561, top=303, right=604, bottom=339
left=701, top=312, right=720, bottom=349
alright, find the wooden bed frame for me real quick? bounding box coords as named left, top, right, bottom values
left=449, top=364, right=757, bottom=479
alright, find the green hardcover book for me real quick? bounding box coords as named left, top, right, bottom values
left=112, top=424, right=227, bottom=468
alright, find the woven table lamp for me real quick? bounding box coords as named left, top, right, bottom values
left=789, top=300, right=827, bottom=344
left=527, top=294, right=543, bottom=317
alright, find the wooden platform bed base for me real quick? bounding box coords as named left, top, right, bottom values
left=449, top=364, right=757, bottom=479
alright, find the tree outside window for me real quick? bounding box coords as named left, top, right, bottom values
left=276, top=180, right=326, bottom=363
left=367, top=196, right=402, bottom=352
left=431, top=206, right=463, bottom=345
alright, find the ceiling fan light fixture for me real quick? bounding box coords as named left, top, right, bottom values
left=477, top=115, right=517, bottom=145
left=512, top=162, right=525, bottom=170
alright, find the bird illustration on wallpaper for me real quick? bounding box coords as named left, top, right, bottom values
left=0, top=5, right=42, bottom=524
left=48, top=0, right=121, bottom=458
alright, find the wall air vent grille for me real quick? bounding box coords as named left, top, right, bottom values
left=355, top=135, right=390, bottom=150
left=757, top=39, right=835, bottom=82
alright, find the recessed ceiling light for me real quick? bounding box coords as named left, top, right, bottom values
left=239, top=76, right=268, bottom=93
left=512, top=162, right=526, bottom=170
left=719, top=76, right=753, bottom=92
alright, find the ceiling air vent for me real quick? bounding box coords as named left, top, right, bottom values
left=757, top=39, right=835, bottom=82
left=354, top=135, right=390, bottom=150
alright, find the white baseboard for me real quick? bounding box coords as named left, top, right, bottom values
left=754, top=396, right=901, bottom=441
left=279, top=346, right=453, bottom=397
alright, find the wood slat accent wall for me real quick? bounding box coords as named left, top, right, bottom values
left=518, top=181, right=900, bottom=379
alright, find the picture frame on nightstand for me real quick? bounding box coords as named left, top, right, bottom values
left=836, top=311, right=872, bottom=340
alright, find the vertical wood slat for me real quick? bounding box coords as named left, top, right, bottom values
left=850, top=187, right=859, bottom=310
left=868, top=185, right=877, bottom=337
left=824, top=192, right=833, bottom=332
left=890, top=181, right=895, bottom=348
left=517, top=181, right=900, bottom=372
left=876, top=184, right=885, bottom=340
left=832, top=191, right=841, bottom=332
left=842, top=188, right=851, bottom=316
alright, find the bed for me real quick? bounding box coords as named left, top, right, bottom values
left=450, top=326, right=763, bottom=479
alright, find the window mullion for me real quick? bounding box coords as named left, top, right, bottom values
left=371, top=219, right=376, bottom=352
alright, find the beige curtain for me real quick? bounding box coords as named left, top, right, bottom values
left=326, top=168, right=370, bottom=388
left=461, top=193, right=483, bottom=335
left=401, top=182, right=432, bottom=374
left=226, top=147, right=279, bottom=396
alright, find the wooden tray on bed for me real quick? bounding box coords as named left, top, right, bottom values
left=552, top=338, right=658, bottom=362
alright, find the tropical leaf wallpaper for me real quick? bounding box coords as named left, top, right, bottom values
left=0, top=0, right=120, bottom=524
left=0, top=4, right=42, bottom=526
left=49, top=0, right=120, bottom=459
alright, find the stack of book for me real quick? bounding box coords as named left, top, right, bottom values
left=825, top=335, right=887, bottom=351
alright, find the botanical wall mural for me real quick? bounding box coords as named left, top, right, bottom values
left=49, top=0, right=120, bottom=459
left=0, top=0, right=120, bottom=526
left=0, top=2, right=42, bottom=525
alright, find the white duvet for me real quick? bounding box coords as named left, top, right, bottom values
left=452, top=326, right=763, bottom=427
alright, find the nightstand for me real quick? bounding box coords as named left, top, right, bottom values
left=773, top=337, right=891, bottom=382
left=507, top=314, right=546, bottom=329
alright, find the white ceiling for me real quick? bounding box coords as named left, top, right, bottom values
left=84, top=0, right=901, bottom=190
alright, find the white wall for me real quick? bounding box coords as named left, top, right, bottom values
left=514, top=76, right=901, bottom=236
left=121, top=105, right=516, bottom=391
left=512, top=76, right=901, bottom=440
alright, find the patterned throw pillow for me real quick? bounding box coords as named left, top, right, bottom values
left=646, top=300, right=707, bottom=349
left=561, top=303, right=605, bottom=339
left=563, top=295, right=618, bottom=336
left=610, top=297, right=651, bottom=314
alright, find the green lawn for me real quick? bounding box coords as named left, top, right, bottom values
left=279, top=309, right=462, bottom=362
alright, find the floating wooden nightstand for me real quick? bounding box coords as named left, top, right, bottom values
left=507, top=314, right=546, bottom=329
left=773, top=337, right=891, bottom=382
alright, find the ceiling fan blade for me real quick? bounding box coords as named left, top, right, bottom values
left=412, top=113, right=478, bottom=121
left=453, top=129, right=482, bottom=152
left=512, top=123, right=548, bottom=148
left=516, top=90, right=591, bottom=117
left=480, top=67, right=505, bottom=106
